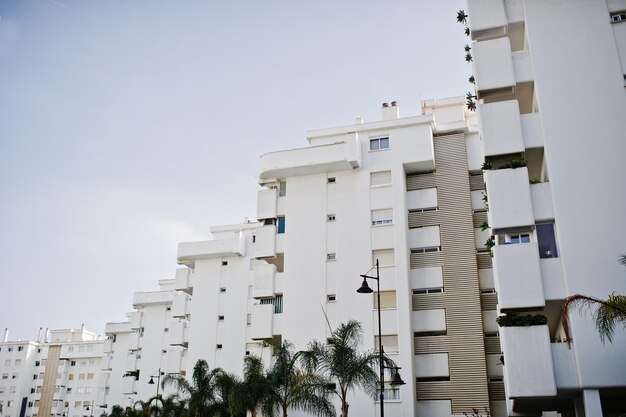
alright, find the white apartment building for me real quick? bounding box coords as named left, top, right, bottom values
left=465, top=0, right=626, bottom=416
left=0, top=327, right=105, bottom=417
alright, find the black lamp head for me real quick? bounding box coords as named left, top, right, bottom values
left=356, top=277, right=373, bottom=293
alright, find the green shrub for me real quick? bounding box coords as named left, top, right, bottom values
left=496, top=312, right=548, bottom=327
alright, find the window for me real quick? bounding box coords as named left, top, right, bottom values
left=4, top=360, right=10, bottom=366
left=87, top=373, right=94, bottom=380
left=370, top=170, right=392, bottom=186
left=373, top=249, right=395, bottom=267
left=33, top=374, right=37, bottom=380
left=7, top=347, right=12, bottom=352
left=88, top=359, right=95, bottom=366
left=36, top=387, right=42, bottom=393
left=222, top=260, right=228, bottom=266
left=216, top=344, right=223, bottom=349
left=252, top=235, right=256, bottom=243
left=84, top=387, right=92, bottom=394
left=327, top=177, right=336, bottom=183
left=326, top=253, right=336, bottom=261
left=536, top=222, right=559, bottom=258
left=78, top=373, right=85, bottom=380
left=74, top=402, right=81, bottom=408
left=376, top=387, right=400, bottom=401
left=370, top=137, right=390, bottom=151
left=484, top=332, right=499, bottom=337
left=413, top=287, right=443, bottom=294
left=7, top=401, right=14, bottom=407
left=0, top=387, right=4, bottom=394
left=35, top=361, right=40, bottom=367
left=220, top=287, right=226, bottom=293
left=139, top=327, right=145, bottom=337
left=416, top=376, right=450, bottom=382
left=260, top=295, right=283, bottom=314
left=69, top=374, right=74, bottom=380
left=11, top=373, right=17, bottom=380
left=70, top=361, right=76, bottom=367
left=67, top=346, right=73, bottom=352
left=14, top=359, right=21, bottom=366
left=30, top=388, right=35, bottom=394
left=371, top=209, right=393, bottom=226
left=326, top=294, right=336, bottom=302
left=9, top=386, right=16, bottom=394
left=76, top=387, right=84, bottom=394
left=374, top=291, right=397, bottom=309
left=17, top=346, right=23, bottom=351
left=277, top=216, right=286, bottom=234
left=164, top=328, right=169, bottom=332
left=218, top=315, right=224, bottom=321
left=480, top=289, right=496, bottom=294
left=66, top=387, right=72, bottom=393
left=374, top=335, right=399, bottom=353
left=414, top=330, right=447, bottom=337
left=410, top=246, right=440, bottom=253
left=408, top=207, right=438, bottom=213
left=327, top=214, right=336, bottom=222
left=611, top=11, right=626, bottom=22
left=246, top=314, right=252, bottom=325
left=278, top=180, right=287, bottom=197
left=1, top=374, right=7, bottom=380
left=508, top=233, right=530, bottom=244
left=28, top=402, right=33, bottom=408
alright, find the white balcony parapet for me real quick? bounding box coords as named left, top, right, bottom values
left=254, top=225, right=277, bottom=259
left=257, top=188, right=278, bottom=220
left=168, top=321, right=189, bottom=347
left=125, top=353, right=137, bottom=371
left=128, top=312, right=141, bottom=330
left=512, top=50, right=533, bottom=84
left=541, top=258, right=566, bottom=301
left=530, top=182, right=554, bottom=221
left=493, top=242, right=545, bottom=309
left=478, top=100, right=525, bottom=157
left=412, top=309, right=446, bottom=333
left=252, top=263, right=276, bottom=299
left=102, top=339, right=113, bottom=353
left=177, top=234, right=245, bottom=266
left=551, top=343, right=579, bottom=389
left=171, top=293, right=191, bottom=318
left=165, top=347, right=184, bottom=374
left=415, top=353, right=450, bottom=378
left=468, top=0, right=507, bottom=38
left=122, top=376, right=136, bottom=395
left=250, top=304, right=274, bottom=340
left=484, top=167, right=534, bottom=232
left=101, top=355, right=112, bottom=371
left=132, top=291, right=174, bottom=308
left=259, top=136, right=360, bottom=182
left=473, top=37, right=516, bottom=98
left=127, top=332, right=140, bottom=351
left=521, top=112, right=543, bottom=149
left=174, top=268, right=193, bottom=295
left=501, top=325, right=557, bottom=398
left=104, top=322, right=132, bottom=335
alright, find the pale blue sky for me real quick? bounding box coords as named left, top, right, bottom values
left=0, top=0, right=468, bottom=340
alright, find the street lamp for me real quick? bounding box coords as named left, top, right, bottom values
left=357, top=259, right=406, bottom=417
left=148, top=369, right=164, bottom=417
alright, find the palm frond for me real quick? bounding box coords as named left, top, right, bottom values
left=561, top=293, right=626, bottom=344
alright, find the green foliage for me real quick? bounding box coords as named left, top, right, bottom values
left=465, top=27, right=471, bottom=36
left=466, top=92, right=477, bottom=111
left=481, top=161, right=492, bottom=170
left=468, top=75, right=475, bottom=84
left=464, top=44, right=471, bottom=52
left=463, top=408, right=491, bottom=417
left=496, top=312, right=548, bottom=327
left=465, top=52, right=473, bottom=62
left=529, top=177, right=541, bottom=184
left=456, top=10, right=468, bottom=24
left=480, top=221, right=489, bottom=231
left=484, top=237, right=495, bottom=251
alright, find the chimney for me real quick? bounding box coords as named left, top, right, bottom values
left=381, top=101, right=399, bottom=120
left=37, top=327, right=43, bottom=343
left=2, top=328, right=8, bottom=343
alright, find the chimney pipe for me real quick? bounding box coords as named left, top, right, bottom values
left=2, top=328, right=8, bottom=343
left=381, top=100, right=399, bottom=120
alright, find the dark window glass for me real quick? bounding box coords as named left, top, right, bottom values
left=537, top=223, right=558, bottom=258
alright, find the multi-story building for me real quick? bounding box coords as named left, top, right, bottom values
left=466, top=0, right=626, bottom=415
left=0, top=327, right=105, bottom=417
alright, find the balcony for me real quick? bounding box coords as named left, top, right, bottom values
left=128, top=312, right=141, bottom=330
left=541, top=258, right=566, bottom=301
left=127, top=332, right=140, bottom=351
left=122, top=376, right=136, bottom=395
left=473, top=37, right=516, bottom=98
left=250, top=304, right=274, bottom=340
left=412, top=309, right=446, bottom=333
left=104, top=321, right=132, bottom=334
left=467, top=0, right=507, bottom=39
left=415, top=353, right=450, bottom=379
left=257, top=188, right=278, bottom=220
left=132, top=291, right=174, bottom=308
left=478, top=100, right=525, bottom=158
left=254, top=225, right=277, bottom=258
left=168, top=321, right=189, bottom=347
left=551, top=343, right=578, bottom=389
left=177, top=235, right=245, bottom=267
left=101, top=355, right=112, bottom=371
left=500, top=325, right=557, bottom=398
left=512, top=50, right=533, bottom=85
left=174, top=268, right=193, bottom=295
left=103, top=339, right=113, bottom=353
left=484, top=167, right=534, bottom=232
left=125, top=353, right=138, bottom=371
left=252, top=263, right=277, bottom=299
left=171, top=293, right=191, bottom=318
left=165, top=347, right=185, bottom=374
left=492, top=243, right=545, bottom=309
left=521, top=112, right=543, bottom=149
left=530, top=182, right=554, bottom=222
left=259, top=136, right=360, bottom=182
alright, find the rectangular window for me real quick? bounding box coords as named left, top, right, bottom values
left=4, top=360, right=9, bottom=366
left=216, top=344, right=223, bottom=349
left=376, top=387, right=400, bottom=401
left=326, top=253, right=336, bottom=261
left=218, top=315, right=224, bottom=321
left=373, top=249, right=395, bottom=267
left=87, top=373, right=94, bottom=380
left=33, top=375, right=37, bottom=380
left=78, top=374, right=85, bottom=380
left=14, top=359, right=21, bottom=366
left=277, top=216, right=286, bottom=234
left=260, top=295, right=283, bottom=314
left=221, top=261, right=228, bottom=266
left=374, top=291, right=397, bottom=309
left=508, top=233, right=530, bottom=244
left=1, top=374, right=8, bottom=380
left=414, top=330, right=447, bottom=337
left=35, top=361, right=40, bottom=367
left=17, top=346, right=23, bottom=351
left=610, top=11, right=626, bottom=22
left=369, top=137, right=390, bottom=151
left=70, top=361, right=76, bottom=366
left=374, top=335, right=399, bottom=353
left=327, top=177, right=336, bottom=183
left=408, top=207, right=438, bottom=213
left=327, top=214, right=336, bottom=222
left=76, top=387, right=84, bottom=394
left=163, top=328, right=169, bottom=332
left=536, top=222, right=559, bottom=258
left=74, top=402, right=81, bottom=408
left=370, top=170, right=392, bottom=186
left=413, top=287, right=444, bottom=294
left=326, top=294, right=336, bottom=302
left=68, top=374, right=74, bottom=380
left=84, top=387, right=92, bottom=394
left=410, top=246, right=440, bottom=253
left=371, top=209, right=393, bottom=226
left=278, top=181, right=287, bottom=197
left=11, top=374, right=17, bottom=380
left=220, top=287, right=226, bottom=292
left=246, top=314, right=252, bottom=325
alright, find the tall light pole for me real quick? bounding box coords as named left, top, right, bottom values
left=357, top=259, right=405, bottom=417
left=148, top=368, right=164, bottom=417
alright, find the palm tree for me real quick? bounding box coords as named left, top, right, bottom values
left=260, top=340, right=335, bottom=417
left=300, top=320, right=384, bottom=417
left=229, top=355, right=269, bottom=417
left=162, top=359, right=223, bottom=417
left=560, top=254, right=626, bottom=343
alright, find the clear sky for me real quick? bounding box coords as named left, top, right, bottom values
left=0, top=0, right=468, bottom=340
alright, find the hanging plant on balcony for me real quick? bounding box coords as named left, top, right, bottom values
left=496, top=312, right=548, bottom=327
left=466, top=92, right=477, bottom=111
left=485, top=237, right=495, bottom=251
left=457, top=10, right=468, bottom=24
left=468, top=75, right=475, bottom=84
left=481, top=161, right=492, bottom=170
left=465, top=52, right=473, bottom=62
left=480, top=221, right=490, bottom=231
left=465, top=27, right=471, bottom=36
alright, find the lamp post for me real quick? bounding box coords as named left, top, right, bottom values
left=148, top=368, right=164, bottom=417
left=357, top=259, right=406, bottom=417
